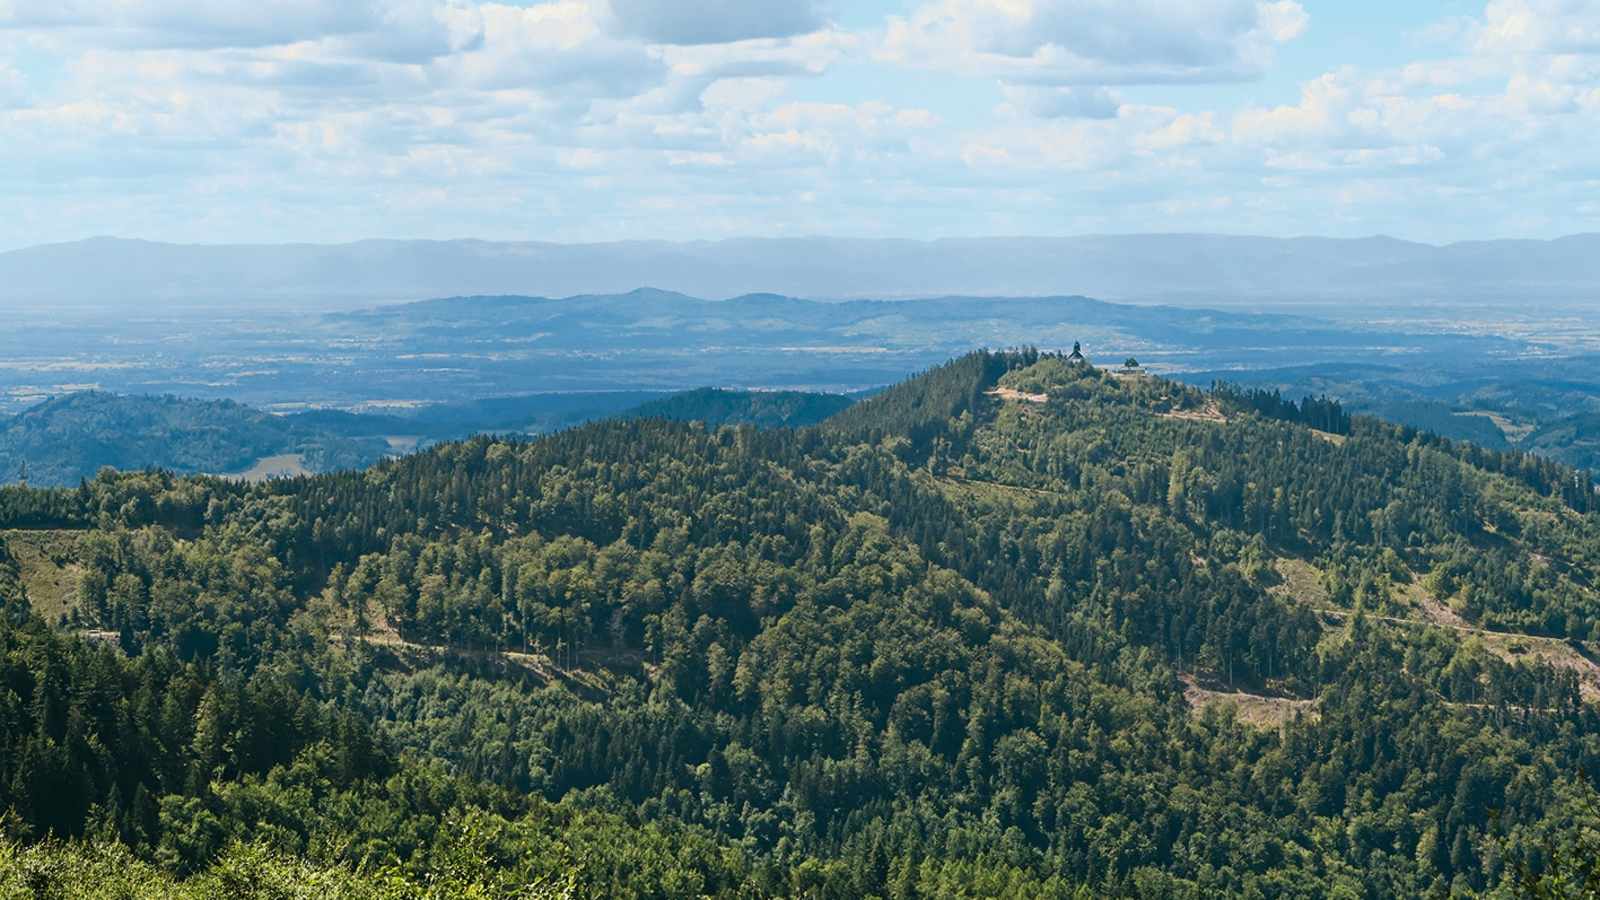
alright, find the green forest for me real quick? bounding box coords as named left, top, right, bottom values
left=0, top=387, right=860, bottom=488
left=0, top=392, right=389, bottom=487
left=2, top=350, right=1599, bottom=897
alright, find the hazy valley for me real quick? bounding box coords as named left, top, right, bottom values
left=4, top=278, right=1600, bottom=486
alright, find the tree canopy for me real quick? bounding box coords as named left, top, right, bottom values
left=2, top=350, right=1599, bottom=896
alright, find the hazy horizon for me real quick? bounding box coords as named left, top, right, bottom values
left=10, top=228, right=1600, bottom=256
left=6, top=231, right=1598, bottom=312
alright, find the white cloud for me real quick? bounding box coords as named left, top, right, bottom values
left=699, top=77, right=789, bottom=111
left=1, top=0, right=1599, bottom=248
left=0, top=61, right=22, bottom=107
left=1000, top=84, right=1121, bottom=118
left=660, top=28, right=859, bottom=81
left=0, top=0, right=484, bottom=60
left=724, top=99, right=942, bottom=167
left=1264, top=144, right=1444, bottom=172
left=882, top=0, right=1307, bottom=86
left=1138, top=110, right=1223, bottom=150
left=1473, top=0, right=1600, bottom=54
left=954, top=105, right=1191, bottom=174
left=604, top=0, right=828, bottom=45
left=1222, top=0, right=1600, bottom=204
left=445, top=2, right=663, bottom=96
left=1232, top=70, right=1355, bottom=144
left=345, top=1, right=486, bottom=63
left=570, top=28, right=858, bottom=124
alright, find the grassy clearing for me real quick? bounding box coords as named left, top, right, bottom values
left=2, top=529, right=84, bottom=622
left=1454, top=409, right=1535, bottom=443
left=224, top=452, right=311, bottom=482
left=1268, top=557, right=1328, bottom=608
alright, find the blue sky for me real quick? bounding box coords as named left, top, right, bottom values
left=1, top=0, right=1597, bottom=250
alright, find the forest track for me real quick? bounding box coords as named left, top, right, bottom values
left=934, top=474, right=1072, bottom=501
left=1159, top=402, right=1228, bottom=424
left=986, top=387, right=1048, bottom=404
left=1313, top=607, right=1599, bottom=649
left=352, top=631, right=635, bottom=699
left=1314, top=606, right=1600, bottom=702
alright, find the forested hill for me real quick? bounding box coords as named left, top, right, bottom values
left=624, top=387, right=856, bottom=428
left=0, top=388, right=859, bottom=488
left=2, top=351, right=1599, bottom=895
left=0, top=391, right=386, bottom=486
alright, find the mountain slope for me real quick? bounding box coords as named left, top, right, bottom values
left=1, top=352, right=1598, bottom=894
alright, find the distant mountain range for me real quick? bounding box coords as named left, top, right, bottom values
left=5, top=233, right=1597, bottom=311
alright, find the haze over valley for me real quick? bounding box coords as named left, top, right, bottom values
left=5, top=277, right=1600, bottom=485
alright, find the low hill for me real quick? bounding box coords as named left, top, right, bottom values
left=624, top=387, right=855, bottom=428
left=1525, top=412, right=1600, bottom=472
left=289, top=389, right=848, bottom=439
left=0, top=388, right=860, bottom=487
left=401, top=392, right=664, bottom=437
left=0, top=392, right=387, bottom=486
left=285, top=393, right=664, bottom=441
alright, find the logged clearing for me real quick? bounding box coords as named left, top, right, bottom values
left=932, top=472, right=1071, bottom=504
left=1269, top=558, right=1329, bottom=607
left=2, top=529, right=84, bottom=622
left=384, top=435, right=422, bottom=453
left=1414, top=588, right=1474, bottom=630
left=987, top=387, right=1048, bottom=404
left=1411, top=579, right=1600, bottom=703
left=1493, top=637, right=1600, bottom=704
left=353, top=599, right=631, bottom=698
left=226, top=453, right=311, bottom=482
left=1266, top=559, right=1600, bottom=703
left=1181, top=675, right=1318, bottom=729
left=1160, top=402, right=1228, bottom=424
left=1316, top=601, right=1600, bottom=704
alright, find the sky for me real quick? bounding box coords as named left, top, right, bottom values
left=1, top=0, right=1598, bottom=250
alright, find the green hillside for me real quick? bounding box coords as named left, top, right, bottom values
left=625, top=387, right=855, bottom=429
left=1525, top=412, right=1600, bottom=473
left=0, top=389, right=856, bottom=491
left=0, top=392, right=388, bottom=486
left=1, top=351, right=1598, bottom=895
